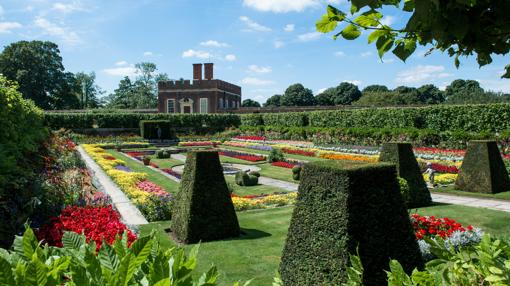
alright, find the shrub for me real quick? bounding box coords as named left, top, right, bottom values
left=292, top=168, right=301, bottom=180
left=279, top=161, right=423, bottom=286
left=249, top=170, right=260, bottom=177
left=140, top=120, right=177, bottom=140
left=398, top=177, right=410, bottom=204
left=156, top=149, right=171, bottom=159
left=268, top=148, right=285, bottom=162
left=379, top=142, right=432, bottom=208
left=171, top=150, right=240, bottom=243
left=455, top=140, right=510, bottom=193
left=235, top=171, right=259, bottom=186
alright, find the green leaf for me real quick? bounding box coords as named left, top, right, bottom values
left=0, top=256, right=15, bottom=286
left=341, top=24, right=361, bottom=40
left=22, top=227, right=39, bottom=260
left=354, top=11, right=382, bottom=27
left=392, top=38, right=417, bottom=61
left=197, top=266, right=219, bottom=286
left=316, top=15, right=338, bottom=33
left=376, top=36, right=394, bottom=58
left=327, top=5, right=346, bottom=21
left=368, top=29, right=388, bottom=44
left=502, top=65, right=510, bottom=79
left=62, top=231, right=86, bottom=251
left=98, top=243, right=119, bottom=272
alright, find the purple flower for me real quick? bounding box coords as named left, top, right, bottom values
left=115, top=165, right=132, bottom=172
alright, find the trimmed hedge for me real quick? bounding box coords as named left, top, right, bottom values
left=240, top=104, right=510, bottom=133
left=171, top=150, right=240, bottom=243
left=235, top=171, right=258, bottom=186
left=139, top=120, right=177, bottom=140
left=239, top=125, right=505, bottom=149
left=292, top=165, right=302, bottom=180
left=44, top=112, right=241, bottom=132
left=280, top=161, right=423, bottom=285
left=455, top=140, right=510, bottom=194
left=379, top=143, right=432, bottom=208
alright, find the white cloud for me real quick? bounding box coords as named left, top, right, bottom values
left=182, top=49, right=211, bottom=59
left=241, top=77, right=275, bottom=86
left=274, top=40, right=284, bottom=48
left=34, top=17, right=80, bottom=44
left=284, top=24, right=295, bottom=32
left=344, top=80, right=362, bottom=86
left=478, top=79, right=510, bottom=93
left=243, top=0, right=320, bottom=13
left=0, top=22, right=22, bottom=33
left=334, top=51, right=345, bottom=57
left=380, top=15, right=395, bottom=26
left=200, top=40, right=229, bottom=47
left=225, top=54, right=237, bottom=61
left=52, top=2, right=87, bottom=13
left=316, top=87, right=327, bottom=94
left=248, top=65, right=272, bottom=73
left=143, top=51, right=153, bottom=57
left=239, top=16, right=271, bottom=32
left=395, top=65, right=452, bottom=84
left=297, top=31, right=321, bottom=42
left=103, top=65, right=137, bottom=77
left=360, top=51, right=373, bottom=57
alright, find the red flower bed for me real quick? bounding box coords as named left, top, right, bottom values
left=410, top=214, right=472, bottom=240
left=180, top=141, right=216, bottom=146
left=219, top=151, right=266, bottom=162
left=125, top=151, right=147, bottom=157
left=234, top=136, right=265, bottom=141
left=150, top=162, right=159, bottom=168
left=271, top=161, right=297, bottom=169
left=431, top=163, right=459, bottom=174
left=37, top=206, right=136, bottom=251
left=231, top=194, right=264, bottom=199
left=103, top=155, right=116, bottom=160
left=281, top=147, right=315, bottom=157
left=414, top=147, right=465, bottom=155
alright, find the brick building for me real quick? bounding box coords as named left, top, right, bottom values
left=157, top=63, right=241, bottom=113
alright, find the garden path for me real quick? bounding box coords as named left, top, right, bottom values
left=431, top=193, right=510, bottom=213
left=77, top=146, right=149, bottom=225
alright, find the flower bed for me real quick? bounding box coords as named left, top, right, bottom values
left=431, top=162, right=459, bottom=174
left=162, top=168, right=182, bottom=179
left=234, top=135, right=265, bottom=141
left=423, top=173, right=457, bottom=185
left=219, top=150, right=266, bottom=162
left=271, top=161, right=298, bottom=169
left=37, top=205, right=136, bottom=251
left=231, top=192, right=297, bottom=211
left=178, top=141, right=219, bottom=147
left=281, top=147, right=316, bottom=157
left=222, top=141, right=273, bottom=151
left=318, top=152, right=378, bottom=162
left=83, top=144, right=172, bottom=221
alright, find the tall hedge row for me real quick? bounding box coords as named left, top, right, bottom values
left=240, top=104, right=510, bottom=132
left=44, top=112, right=241, bottom=130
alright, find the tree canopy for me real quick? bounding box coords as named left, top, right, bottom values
left=280, top=84, right=316, bottom=106
left=316, top=0, right=510, bottom=78
left=241, top=99, right=261, bottom=107
left=264, top=94, right=282, bottom=107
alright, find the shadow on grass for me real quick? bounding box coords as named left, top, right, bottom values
left=163, top=227, right=272, bottom=243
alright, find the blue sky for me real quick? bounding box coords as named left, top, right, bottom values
left=1, top=0, right=509, bottom=103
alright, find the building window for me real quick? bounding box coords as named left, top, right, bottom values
left=200, top=98, right=208, bottom=114
left=225, top=99, right=229, bottom=109
left=167, top=99, right=175, bottom=113
left=219, top=98, right=223, bottom=109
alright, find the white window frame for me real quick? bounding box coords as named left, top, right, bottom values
left=167, top=99, right=175, bottom=113
left=200, top=98, right=208, bottom=114
left=219, top=98, right=223, bottom=109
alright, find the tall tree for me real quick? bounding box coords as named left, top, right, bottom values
left=241, top=99, right=261, bottom=107
left=0, top=40, right=74, bottom=109
left=315, top=88, right=335, bottom=106
left=363, top=84, right=389, bottom=93
left=75, top=72, right=103, bottom=108
left=316, top=1, right=510, bottom=78
left=264, top=94, right=282, bottom=107
left=315, top=82, right=362, bottom=106
left=417, top=84, right=444, bottom=104
left=280, top=84, right=315, bottom=106
left=444, top=79, right=492, bottom=104
left=393, top=86, right=421, bottom=104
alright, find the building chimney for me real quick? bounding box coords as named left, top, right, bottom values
left=204, top=63, right=213, bottom=80
left=193, top=63, right=202, bottom=80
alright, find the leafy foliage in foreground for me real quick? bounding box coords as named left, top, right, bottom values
left=344, top=234, right=510, bottom=286
left=0, top=225, right=249, bottom=285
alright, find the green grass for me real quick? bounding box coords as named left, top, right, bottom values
left=150, top=157, right=184, bottom=169
left=219, top=155, right=264, bottom=165
left=258, top=164, right=296, bottom=183
left=433, top=186, right=510, bottom=201
left=106, top=150, right=180, bottom=193
left=220, top=145, right=326, bottom=162
left=224, top=176, right=288, bottom=196
left=139, top=204, right=510, bottom=286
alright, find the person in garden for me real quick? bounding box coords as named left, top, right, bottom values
left=424, top=162, right=437, bottom=187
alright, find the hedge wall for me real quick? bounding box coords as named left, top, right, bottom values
left=279, top=161, right=423, bottom=285
left=44, top=112, right=241, bottom=131
left=240, top=104, right=510, bottom=132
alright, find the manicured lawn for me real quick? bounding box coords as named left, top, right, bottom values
left=106, top=150, right=179, bottom=193
left=220, top=155, right=264, bottom=165
left=433, top=186, right=510, bottom=201
left=150, top=157, right=184, bottom=169
left=224, top=176, right=288, bottom=196
left=139, top=204, right=510, bottom=285
left=258, top=164, right=296, bottom=183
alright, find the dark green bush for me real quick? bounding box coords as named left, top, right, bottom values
left=292, top=165, right=302, bottom=180
left=455, top=140, right=510, bottom=193
left=140, top=120, right=177, bottom=140
left=156, top=149, right=171, bottom=159
left=248, top=171, right=260, bottom=177
left=171, top=150, right=240, bottom=243
left=378, top=142, right=432, bottom=208
left=268, top=148, right=285, bottom=162
left=235, top=171, right=258, bottom=186
left=280, top=161, right=423, bottom=285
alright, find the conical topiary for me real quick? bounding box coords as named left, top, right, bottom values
left=279, top=161, right=424, bottom=286
left=455, top=140, right=510, bottom=194
left=171, top=150, right=240, bottom=243
left=379, top=142, right=431, bottom=207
